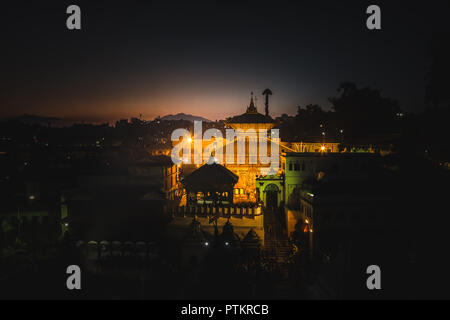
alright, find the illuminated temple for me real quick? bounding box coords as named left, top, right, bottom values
left=172, top=92, right=340, bottom=207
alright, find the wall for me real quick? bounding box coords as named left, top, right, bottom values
left=167, top=205, right=264, bottom=246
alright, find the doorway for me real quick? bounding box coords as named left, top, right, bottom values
left=265, top=184, right=279, bottom=209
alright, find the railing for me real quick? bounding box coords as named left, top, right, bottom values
left=166, top=204, right=262, bottom=219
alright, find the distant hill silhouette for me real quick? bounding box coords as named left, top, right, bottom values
left=1, top=114, right=62, bottom=126
left=160, top=113, right=211, bottom=122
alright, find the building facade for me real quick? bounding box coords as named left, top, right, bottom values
left=174, top=93, right=341, bottom=206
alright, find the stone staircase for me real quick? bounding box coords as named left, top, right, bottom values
left=262, top=207, right=298, bottom=298
left=262, top=239, right=294, bottom=299
left=263, top=239, right=292, bottom=264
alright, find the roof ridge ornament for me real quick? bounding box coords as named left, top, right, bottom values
left=246, top=92, right=258, bottom=114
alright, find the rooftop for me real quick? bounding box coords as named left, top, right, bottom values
left=225, top=93, right=274, bottom=124
left=283, top=152, right=378, bottom=158
left=182, top=162, right=238, bottom=191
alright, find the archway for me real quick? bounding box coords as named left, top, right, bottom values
left=264, top=183, right=279, bottom=209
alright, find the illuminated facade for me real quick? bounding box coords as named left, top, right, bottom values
left=173, top=93, right=341, bottom=206
left=223, top=93, right=277, bottom=203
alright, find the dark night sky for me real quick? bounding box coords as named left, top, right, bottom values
left=2, top=0, right=449, bottom=123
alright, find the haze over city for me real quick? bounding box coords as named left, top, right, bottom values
left=3, top=1, right=448, bottom=123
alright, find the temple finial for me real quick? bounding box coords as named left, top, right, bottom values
left=246, top=92, right=257, bottom=114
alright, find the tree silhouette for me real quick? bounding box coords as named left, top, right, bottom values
left=425, top=33, right=450, bottom=109
left=262, top=88, right=273, bottom=117
left=329, top=82, right=401, bottom=138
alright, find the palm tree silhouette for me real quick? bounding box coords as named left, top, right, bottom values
left=262, top=89, right=273, bottom=116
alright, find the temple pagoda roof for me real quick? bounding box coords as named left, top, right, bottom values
left=226, top=92, right=274, bottom=124
left=182, top=162, right=238, bottom=191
